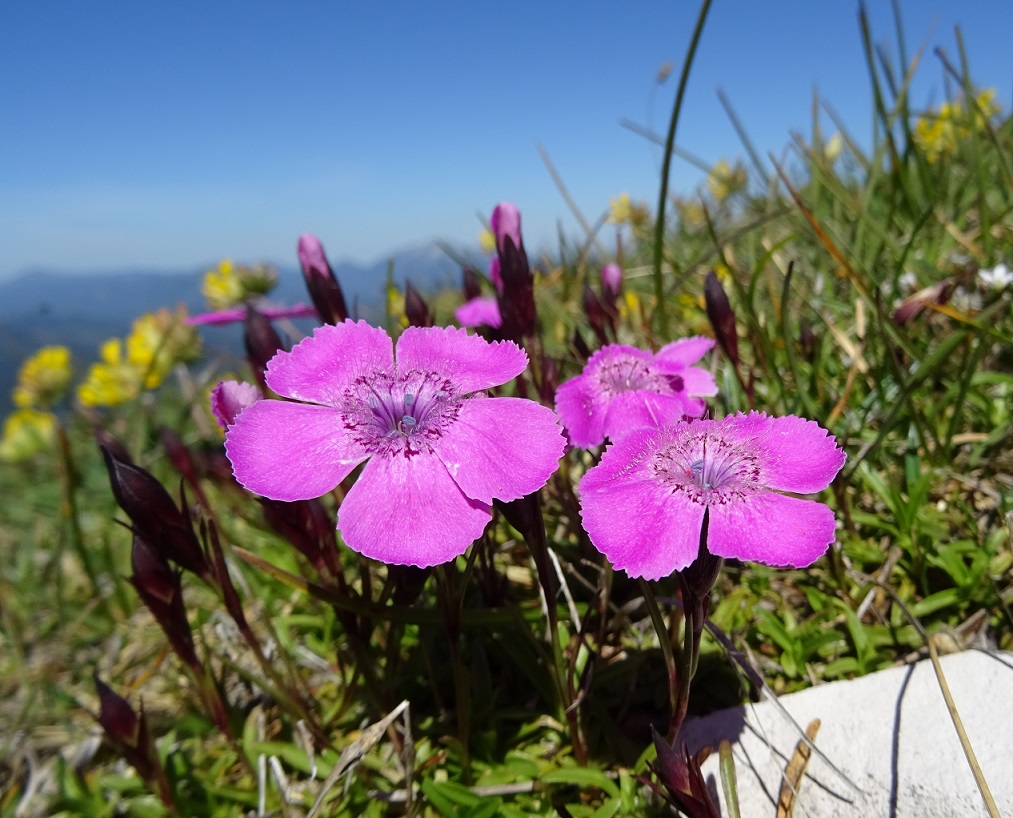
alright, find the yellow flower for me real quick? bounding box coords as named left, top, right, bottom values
left=609, top=193, right=633, bottom=224
left=202, top=259, right=246, bottom=310
left=609, top=193, right=652, bottom=232
left=77, top=339, right=141, bottom=406
left=0, top=409, right=57, bottom=461
left=913, top=88, right=1001, bottom=164
left=478, top=228, right=496, bottom=254
left=12, top=345, right=72, bottom=409
left=676, top=198, right=705, bottom=227
left=77, top=309, right=200, bottom=406
left=706, top=160, right=747, bottom=201
left=126, top=308, right=200, bottom=389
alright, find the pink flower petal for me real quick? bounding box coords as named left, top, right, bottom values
left=554, top=373, right=608, bottom=448
left=454, top=296, right=503, bottom=329
left=338, top=452, right=491, bottom=566
left=210, top=380, right=261, bottom=429
left=266, top=320, right=393, bottom=405
left=706, top=490, right=837, bottom=567
left=656, top=335, right=714, bottom=367
left=733, top=412, right=846, bottom=494
left=225, top=400, right=368, bottom=500
left=579, top=427, right=706, bottom=578
left=395, top=325, right=527, bottom=394
left=679, top=366, right=718, bottom=397
left=434, top=397, right=564, bottom=504
left=603, top=390, right=689, bottom=439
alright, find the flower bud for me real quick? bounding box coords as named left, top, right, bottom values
left=95, top=675, right=141, bottom=747
left=209, top=380, right=261, bottom=430
left=298, top=233, right=349, bottom=325
left=704, top=270, right=739, bottom=369
left=404, top=280, right=433, bottom=328
left=259, top=497, right=339, bottom=578
left=462, top=266, right=482, bottom=301
left=601, top=263, right=623, bottom=300
left=130, top=535, right=201, bottom=671
left=244, top=306, right=284, bottom=392
left=582, top=282, right=608, bottom=346
left=649, top=727, right=720, bottom=818
left=101, top=445, right=209, bottom=579
left=490, top=202, right=522, bottom=253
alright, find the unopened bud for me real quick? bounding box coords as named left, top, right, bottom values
left=244, top=306, right=284, bottom=392
left=704, top=270, right=739, bottom=369
left=404, top=280, right=432, bottom=328
left=583, top=282, right=608, bottom=346
left=298, top=233, right=348, bottom=324
left=102, top=446, right=209, bottom=578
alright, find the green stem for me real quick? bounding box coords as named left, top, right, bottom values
left=651, top=0, right=713, bottom=341
left=639, top=579, right=677, bottom=729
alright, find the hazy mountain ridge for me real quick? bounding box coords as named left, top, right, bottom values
left=0, top=243, right=473, bottom=410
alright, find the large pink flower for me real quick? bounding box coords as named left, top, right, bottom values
left=555, top=338, right=717, bottom=448
left=225, top=320, right=564, bottom=567
left=578, top=412, right=846, bottom=579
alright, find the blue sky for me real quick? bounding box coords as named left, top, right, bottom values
left=1, top=1, right=1010, bottom=281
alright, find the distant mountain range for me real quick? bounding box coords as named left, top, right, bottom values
left=0, top=243, right=473, bottom=410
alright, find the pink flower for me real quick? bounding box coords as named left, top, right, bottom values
left=225, top=320, right=565, bottom=567
left=455, top=296, right=503, bottom=329
left=578, top=412, right=846, bottom=579
left=554, top=338, right=717, bottom=448
left=601, top=263, right=622, bottom=299
left=490, top=202, right=522, bottom=253
left=210, top=380, right=261, bottom=429
left=187, top=303, right=318, bottom=327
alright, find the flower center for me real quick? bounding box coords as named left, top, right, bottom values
left=342, top=370, right=461, bottom=458
left=650, top=426, right=760, bottom=504
left=595, top=353, right=673, bottom=396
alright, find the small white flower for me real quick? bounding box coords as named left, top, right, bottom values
left=978, top=263, right=1012, bottom=290
left=898, top=271, right=918, bottom=292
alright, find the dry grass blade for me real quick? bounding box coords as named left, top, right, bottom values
left=307, top=700, right=411, bottom=818
left=927, top=637, right=1001, bottom=818
left=776, top=718, right=820, bottom=818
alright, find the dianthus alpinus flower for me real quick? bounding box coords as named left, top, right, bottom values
left=578, top=412, right=846, bottom=580
left=225, top=320, right=565, bottom=567
left=555, top=338, right=717, bottom=448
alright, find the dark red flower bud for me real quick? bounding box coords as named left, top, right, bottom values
left=799, top=320, right=817, bottom=362
left=680, top=512, right=721, bottom=611
left=298, top=233, right=349, bottom=325
left=101, top=446, right=209, bottom=579
left=131, top=535, right=179, bottom=606
left=259, top=497, right=340, bottom=578
left=244, top=306, right=284, bottom=392
left=129, top=535, right=201, bottom=671
left=389, top=563, right=432, bottom=605
left=462, top=266, right=483, bottom=301
left=650, top=726, right=720, bottom=818
left=571, top=327, right=591, bottom=363
left=94, top=428, right=133, bottom=465
left=160, top=428, right=210, bottom=509
left=496, top=235, right=536, bottom=342
left=582, top=281, right=609, bottom=346
left=93, top=676, right=175, bottom=808
left=404, top=280, right=433, bottom=328
left=95, top=675, right=141, bottom=747
left=704, top=270, right=739, bottom=369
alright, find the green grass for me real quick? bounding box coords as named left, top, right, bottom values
left=1, top=7, right=1011, bottom=817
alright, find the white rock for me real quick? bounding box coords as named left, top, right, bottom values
left=680, top=650, right=1013, bottom=817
